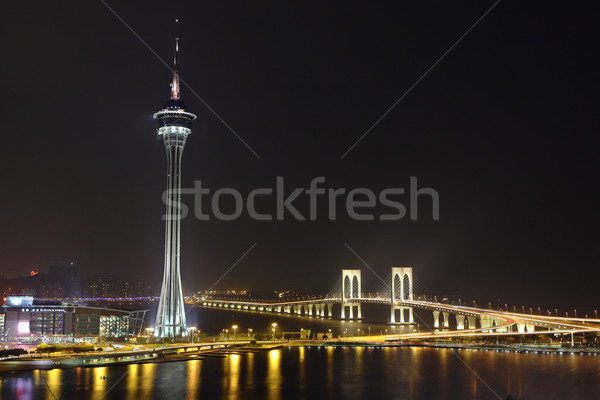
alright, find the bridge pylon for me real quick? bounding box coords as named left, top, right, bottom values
left=390, top=266, right=415, bottom=324
left=341, top=269, right=362, bottom=319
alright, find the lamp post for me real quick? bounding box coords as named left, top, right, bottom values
left=189, top=327, right=196, bottom=344
left=232, top=325, right=238, bottom=345
left=272, top=323, right=277, bottom=340
left=146, top=328, right=153, bottom=349
left=247, top=328, right=253, bottom=338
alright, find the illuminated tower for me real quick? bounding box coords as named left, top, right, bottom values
left=153, top=39, right=196, bottom=339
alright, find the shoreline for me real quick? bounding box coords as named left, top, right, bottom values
left=1, top=340, right=598, bottom=373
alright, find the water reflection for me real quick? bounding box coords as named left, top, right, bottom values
left=91, top=367, right=107, bottom=399
left=45, top=368, right=64, bottom=400
left=326, top=346, right=334, bottom=395
left=186, top=360, right=201, bottom=400
left=139, top=362, right=156, bottom=398
left=2, top=346, right=600, bottom=399
left=354, top=346, right=363, bottom=374
left=33, top=369, right=40, bottom=386
left=267, top=350, right=281, bottom=400
left=126, top=363, right=139, bottom=396
left=228, top=354, right=241, bottom=396
left=246, top=352, right=255, bottom=387
left=2, top=374, right=34, bottom=400
left=298, top=346, right=305, bottom=383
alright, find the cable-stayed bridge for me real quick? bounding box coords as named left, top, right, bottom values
left=197, top=267, right=600, bottom=339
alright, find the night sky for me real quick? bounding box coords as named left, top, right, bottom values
left=1, top=1, right=598, bottom=310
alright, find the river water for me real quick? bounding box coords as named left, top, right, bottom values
left=1, top=307, right=599, bottom=399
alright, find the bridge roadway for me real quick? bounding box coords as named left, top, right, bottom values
left=198, top=297, right=600, bottom=337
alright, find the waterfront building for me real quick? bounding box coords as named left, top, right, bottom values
left=0, top=296, right=146, bottom=341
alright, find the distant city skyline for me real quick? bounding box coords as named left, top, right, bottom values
left=0, top=264, right=154, bottom=299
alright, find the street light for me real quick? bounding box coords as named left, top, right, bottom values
left=247, top=328, right=253, bottom=338
left=232, top=325, right=238, bottom=345
left=146, top=328, right=153, bottom=349
left=272, top=323, right=277, bottom=339
left=189, top=327, right=196, bottom=344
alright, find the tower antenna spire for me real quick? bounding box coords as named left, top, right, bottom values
left=170, top=37, right=180, bottom=100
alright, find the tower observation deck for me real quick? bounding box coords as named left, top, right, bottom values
left=153, top=38, right=196, bottom=339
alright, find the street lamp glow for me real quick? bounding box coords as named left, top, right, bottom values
left=189, top=326, right=197, bottom=344
left=232, top=325, right=238, bottom=345
left=145, top=328, right=153, bottom=349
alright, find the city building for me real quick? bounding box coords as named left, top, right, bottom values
left=1, top=296, right=147, bottom=341
left=49, top=264, right=80, bottom=298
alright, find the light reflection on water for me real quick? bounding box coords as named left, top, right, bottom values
left=1, top=347, right=600, bottom=399
left=45, top=368, right=63, bottom=400
left=186, top=360, right=200, bottom=400
left=228, top=354, right=241, bottom=396
left=267, top=350, right=281, bottom=400
left=298, top=346, right=305, bottom=384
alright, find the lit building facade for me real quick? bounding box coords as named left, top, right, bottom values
left=0, top=297, right=146, bottom=340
